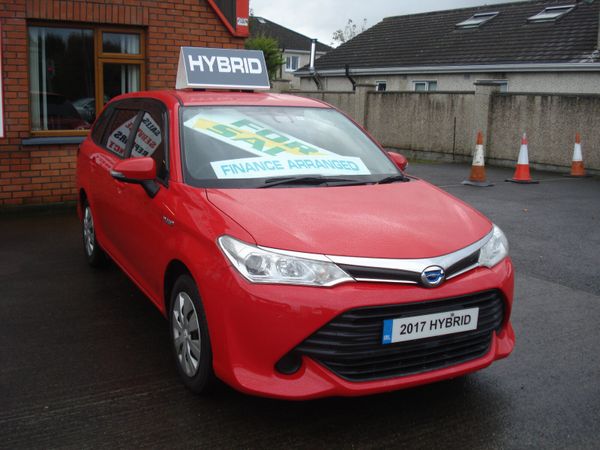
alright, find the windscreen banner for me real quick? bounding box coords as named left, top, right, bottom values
left=184, top=111, right=371, bottom=179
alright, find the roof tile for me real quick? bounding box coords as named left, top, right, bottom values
left=309, top=0, right=600, bottom=71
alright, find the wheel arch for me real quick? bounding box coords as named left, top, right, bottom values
left=163, top=259, right=193, bottom=316
left=78, top=188, right=88, bottom=218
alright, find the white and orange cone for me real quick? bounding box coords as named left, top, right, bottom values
left=463, top=131, right=493, bottom=187
left=506, top=133, right=538, bottom=184
left=568, top=133, right=586, bottom=177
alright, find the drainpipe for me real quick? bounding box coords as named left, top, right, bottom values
left=310, top=39, right=317, bottom=70
left=345, top=64, right=357, bottom=91
left=309, top=38, right=322, bottom=90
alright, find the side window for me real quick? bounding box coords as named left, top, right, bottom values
left=130, top=104, right=167, bottom=181
left=91, top=107, right=113, bottom=145
left=102, top=108, right=139, bottom=157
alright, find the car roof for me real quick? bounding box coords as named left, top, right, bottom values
left=110, top=90, right=331, bottom=109
left=174, top=90, right=331, bottom=108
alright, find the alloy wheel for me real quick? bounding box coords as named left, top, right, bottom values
left=83, top=206, right=95, bottom=256
left=172, top=292, right=202, bottom=377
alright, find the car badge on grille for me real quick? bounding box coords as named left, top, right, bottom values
left=421, top=266, right=446, bottom=288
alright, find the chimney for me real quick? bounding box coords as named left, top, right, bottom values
left=309, top=39, right=317, bottom=71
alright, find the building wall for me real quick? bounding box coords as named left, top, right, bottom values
left=279, top=50, right=325, bottom=89
left=292, top=91, right=358, bottom=122
left=300, top=72, right=600, bottom=94
left=279, top=51, right=308, bottom=89
left=291, top=89, right=600, bottom=173
left=488, top=93, right=600, bottom=170
left=366, top=92, right=476, bottom=157
left=0, top=0, right=244, bottom=208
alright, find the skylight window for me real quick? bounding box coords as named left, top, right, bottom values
left=257, top=17, right=266, bottom=24
left=527, top=5, right=575, bottom=22
left=456, top=12, right=499, bottom=28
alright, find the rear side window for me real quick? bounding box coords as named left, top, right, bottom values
left=102, top=108, right=139, bottom=157
left=91, top=107, right=113, bottom=145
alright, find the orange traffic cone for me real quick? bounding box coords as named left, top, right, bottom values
left=506, top=133, right=538, bottom=184
left=568, top=133, right=587, bottom=177
left=463, top=131, right=493, bottom=187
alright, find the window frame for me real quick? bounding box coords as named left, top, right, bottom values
left=456, top=12, right=499, bottom=29
left=375, top=81, right=387, bottom=92
left=413, top=81, right=438, bottom=92
left=285, top=55, right=300, bottom=72
left=527, top=5, right=575, bottom=23
left=27, top=22, right=145, bottom=137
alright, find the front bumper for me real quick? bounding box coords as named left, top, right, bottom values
left=200, top=257, right=514, bottom=400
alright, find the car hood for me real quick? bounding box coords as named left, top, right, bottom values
left=206, top=180, right=491, bottom=259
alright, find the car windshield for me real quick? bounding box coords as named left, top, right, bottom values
left=180, top=106, right=400, bottom=188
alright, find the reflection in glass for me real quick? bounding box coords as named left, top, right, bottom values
left=103, top=64, right=140, bottom=104
left=29, top=26, right=94, bottom=130
left=102, top=33, right=140, bottom=54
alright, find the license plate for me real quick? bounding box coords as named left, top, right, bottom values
left=382, top=308, right=479, bottom=345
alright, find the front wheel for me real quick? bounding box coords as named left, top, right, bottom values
left=82, top=200, right=107, bottom=267
left=169, top=274, right=215, bottom=394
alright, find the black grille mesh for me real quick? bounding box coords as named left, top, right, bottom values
left=294, top=290, right=505, bottom=381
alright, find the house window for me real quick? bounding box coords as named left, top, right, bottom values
left=456, top=12, right=499, bottom=29
left=527, top=5, right=574, bottom=22
left=28, top=25, right=145, bottom=135
left=414, top=81, right=438, bottom=92
left=285, top=55, right=299, bottom=72
left=375, top=81, right=387, bottom=92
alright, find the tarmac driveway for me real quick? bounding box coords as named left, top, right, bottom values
left=1, top=162, right=599, bottom=449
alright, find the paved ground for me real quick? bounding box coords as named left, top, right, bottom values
left=1, top=162, right=599, bottom=449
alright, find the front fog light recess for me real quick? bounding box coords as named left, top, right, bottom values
left=218, top=235, right=352, bottom=287
left=478, top=225, right=509, bottom=268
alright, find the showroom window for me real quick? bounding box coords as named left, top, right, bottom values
left=28, top=25, right=145, bottom=135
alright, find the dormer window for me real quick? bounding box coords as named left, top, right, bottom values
left=456, top=12, right=499, bottom=29
left=527, top=5, right=574, bottom=23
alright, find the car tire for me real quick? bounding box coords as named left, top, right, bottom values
left=169, top=274, right=215, bottom=394
left=82, top=200, right=108, bottom=267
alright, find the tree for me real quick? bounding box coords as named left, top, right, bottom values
left=331, top=18, right=368, bottom=46
left=244, top=35, right=285, bottom=81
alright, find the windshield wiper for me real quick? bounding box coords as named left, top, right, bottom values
left=259, top=176, right=368, bottom=188
left=376, top=174, right=410, bottom=184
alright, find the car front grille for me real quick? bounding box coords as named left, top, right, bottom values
left=294, top=290, right=505, bottom=382
left=337, top=250, right=480, bottom=285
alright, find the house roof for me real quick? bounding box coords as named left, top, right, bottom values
left=249, top=16, right=332, bottom=53
left=298, top=0, right=600, bottom=74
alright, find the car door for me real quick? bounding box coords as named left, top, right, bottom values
left=88, top=104, right=141, bottom=261
left=110, top=99, right=174, bottom=301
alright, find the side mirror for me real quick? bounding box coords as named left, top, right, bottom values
left=387, top=151, right=408, bottom=171
left=110, top=157, right=160, bottom=198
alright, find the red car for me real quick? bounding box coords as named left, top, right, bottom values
left=76, top=89, right=514, bottom=399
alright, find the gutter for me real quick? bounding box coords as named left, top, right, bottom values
left=295, top=63, right=600, bottom=77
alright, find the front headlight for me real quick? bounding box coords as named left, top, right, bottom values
left=218, top=235, right=353, bottom=287
left=478, top=225, right=509, bottom=268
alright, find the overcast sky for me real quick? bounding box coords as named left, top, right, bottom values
left=250, top=0, right=527, bottom=46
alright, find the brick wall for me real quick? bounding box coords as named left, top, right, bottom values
left=0, top=0, right=244, bottom=208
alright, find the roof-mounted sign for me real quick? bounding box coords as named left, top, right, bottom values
left=176, top=47, right=270, bottom=91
